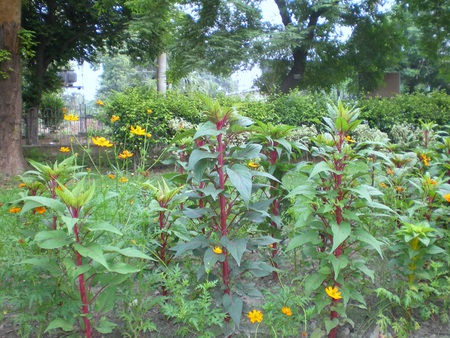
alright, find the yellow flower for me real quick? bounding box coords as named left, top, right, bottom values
left=345, top=135, right=355, bottom=143
left=281, top=307, right=292, bottom=316
left=379, top=182, right=387, bottom=188
left=386, top=168, right=394, bottom=175
left=91, top=136, right=113, bottom=147
left=60, top=147, right=70, bottom=153
left=420, top=153, right=431, bottom=166
left=34, top=206, right=46, bottom=214
left=9, top=206, right=21, bottom=213
left=64, top=114, right=79, bottom=122
left=18, top=183, right=26, bottom=188
left=147, top=109, right=152, bottom=114
left=395, top=186, right=404, bottom=192
left=212, top=246, right=223, bottom=254
left=111, top=115, right=120, bottom=123
left=146, top=133, right=152, bottom=138
left=119, top=177, right=128, bottom=183
left=426, top=178, right=437, bottom=185
left=86, top=167, right=91, bottom=173
left=269, top=243, right=274, bottom=248
left=443, top=194, right=450, bottom=202
left=247, top=309, right=263, bottom=323
left=108, top=173, right=115, bottom=179
left=96, top=100, right=105, bottom=106
left=325, top=286, right=342, bottom=300
left=130, top=125, right=147, bottom=136
left=119, top=150, right=134, bottom=159
left=248, top=161, right=259, bottom=169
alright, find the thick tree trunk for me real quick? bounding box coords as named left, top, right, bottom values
left=0, top=0, right=27, bottom=177
left=157, top=52, right=167, bottom=94
left=279, top=48, right=307, bottom=93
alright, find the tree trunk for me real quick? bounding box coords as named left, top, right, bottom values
left=279, top=48, right=307, bottom=93
left=0, top=0, right=27, bottom=177
left=157, top=52, right=167, bottom=94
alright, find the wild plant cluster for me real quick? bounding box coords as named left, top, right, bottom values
left=1, top=97, right=449, bottom=338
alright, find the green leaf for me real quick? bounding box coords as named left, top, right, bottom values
left=193, top=121, right=222, bottom=139
left=109, top=262, right=141, bottom=274
left=85, top=221, right=123, bottom=235
left=204, top=248, right=221, bottom=271
left=232, top=144, right=262, bottom=160
left=74, top=243, right=109, bottom=270
left=324, top=318, right=339, bottom=334
left=221, top=236, right=247, bottom=266
left=223, top=294, right=243, bottom=327
left=286, top=183, right=316, bottom=199
left=330, top=221, right=351, bottom=253
left=103, top=246, right=153, bottom=260
left=309, top=161, right=333, bottom=179
left=19, top=258, right=61, bottom=277
left=172, top=236, right=209, bottom=258
left=35, top=230, right=71, bottom=249
left=304, top=272, right=328, bottom=296
left=45, top=318, right=74, bottom=332
left=60, top=215, right=79, bottom=236
left=94, top=319, right=117, bottom=334
left=286, top=230, right=321, bottom=251
left=94, top=286, right=116, bottom=314
left=354, top=261, right=375, bottom=282
left=349, top=185, right=383, bottom=203
left=19, top=196, right=66, bottom=213
left=226, top=164, right=252, bottom=206
left=328, top=254, right=349, bottom=280
left=354, top=229, right=383, bottom=257
left=187, top=149, right=219, bottom=170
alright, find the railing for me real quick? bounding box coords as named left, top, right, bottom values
left=23, top=105, right=106, bottom=145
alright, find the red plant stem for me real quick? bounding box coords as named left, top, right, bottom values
left=71, top=208, right=92, bottom=338
left=216, top=131, right=231, bottom=294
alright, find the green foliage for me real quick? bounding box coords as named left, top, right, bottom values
left=359, top=91, right=450, bottom=133
left=0, top=49, right=11, bottom=79
left=40, top=92, right=65, bottom=132
left=285, top=101, right=388, bottom=335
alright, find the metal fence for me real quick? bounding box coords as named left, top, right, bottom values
left=24, top=104, right=105, bottom=145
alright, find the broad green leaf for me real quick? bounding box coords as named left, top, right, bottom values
left=172, top=236, right=209, bottom=258
left=232, top=143, right=262, bottom=160
left=183, top=207, right=212, bottom=218
left=330, top=221, right=351, bottom=254
left=221, top=236, right=247, bottom=266
left=226, top=164, right=252, bottom=206
left=94, top=319, right=117, bottom=334
left=286, top=230, right=321, bottom=251
left=45, top=318, right=74, bottom=332
left=19, top=196, right=66, bottom=213
left=103, top=246, right=153, bottom=260
left=335, top=116, right=348, bottom=132
left=354, top=261, right=375, bottom=282
left=85, top=221, right=123, bottom=235
left=60, top=215, right=79, bottom=236
left=19, top=258, right=61, bottom=277
left=250, top=170, right=280, bottom=183
left=354, top=229, right=383, bottom=257
left=109, top=262, right=140, bottom=274
left=94, top=286, right=116, bottom=314
left=204, top=248, right=221, bottom=271
left=74, top=243, right=109, bottom=270
left=309, top=161, right=333, bottom=179
left=247, top=236, right=281, bottom=247
left=187, top=149, right=218, bottom=171
left=324, top=318, right=339, bottom=334
left=193, top=121, right=222, bottom=139
left=286, top=183, right=316, bottom=199
left=304, top=272, right=328, bottom=296
left=198, top=184, right=223, bottom=200
left=35, top=230, right=71, bottom=249
left=223, top=294, right=243, bottom=327
left=348, top=185, right=383, bottom=203
left=327, top=254, right=349, bottom=280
